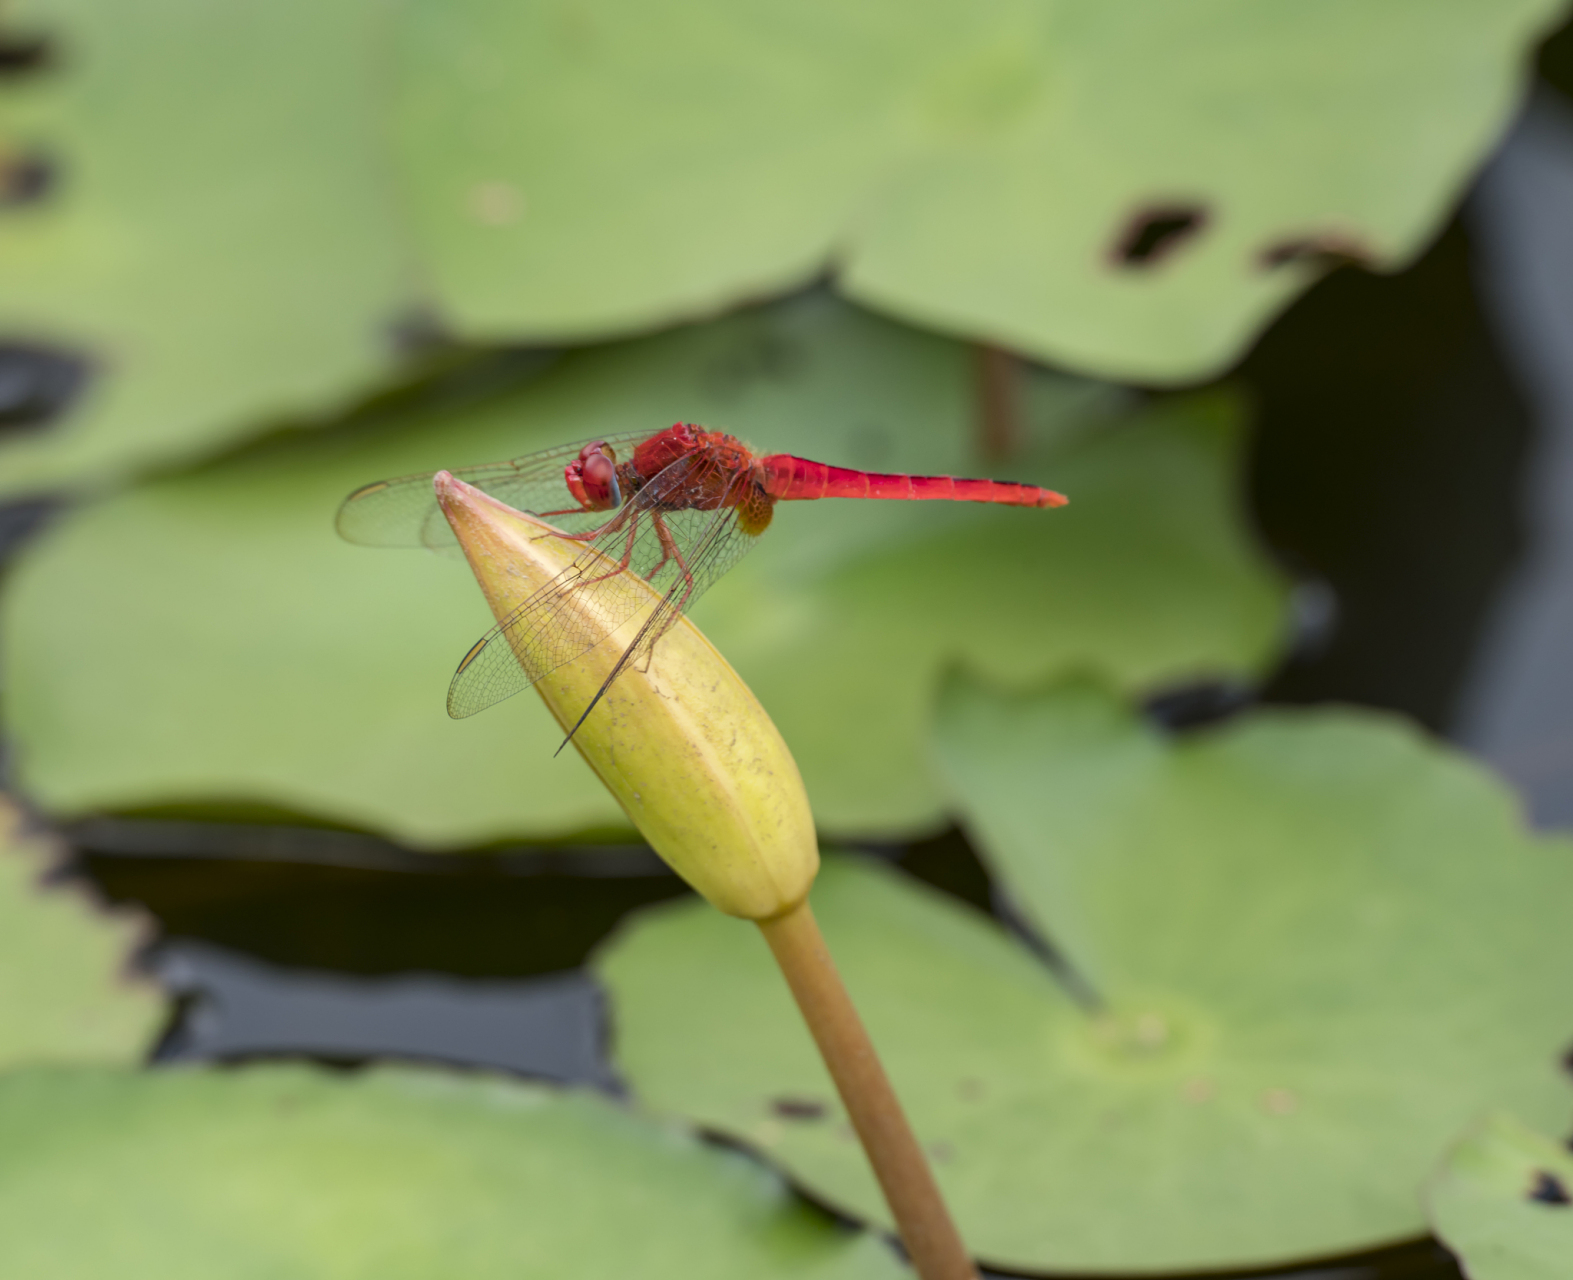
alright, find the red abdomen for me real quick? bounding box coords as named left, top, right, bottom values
left=759, top=455, right=1066, bottom=508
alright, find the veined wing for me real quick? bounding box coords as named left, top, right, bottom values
left=552, top=474, right=763, bottom=743
left=335, top=431, right=653, bottom=550
left=446, top=454, right=761, bottom=721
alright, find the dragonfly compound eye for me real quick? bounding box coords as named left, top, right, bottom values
left=579, top=451, right=622, bottom=509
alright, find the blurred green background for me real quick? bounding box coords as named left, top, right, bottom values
left=3, top=2, right=1573, bottom=1276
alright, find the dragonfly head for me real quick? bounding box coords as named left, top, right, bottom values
left=564, top=441, right=623, bottom=511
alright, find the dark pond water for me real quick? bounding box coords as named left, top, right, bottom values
left=12, top=43, right=1573, bottom=1280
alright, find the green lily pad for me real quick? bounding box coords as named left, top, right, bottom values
left=1428, top=1113, right=1573, bottom=1280
left=0, top=0, right=413, bottom=496
left=0, top=798, right=161, bottom=1067
left=0, top=1063, right=906, bottom=1279
left=1, top=295, right=1283, bottom=843
left=393, top=0, right=1555, bottom=382
left=595, top=681, right=1573, bottom=1273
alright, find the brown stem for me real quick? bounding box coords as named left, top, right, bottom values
left=975, top=343, right=1021, bottom=462
left=757, top=900, right=978, bottom=1280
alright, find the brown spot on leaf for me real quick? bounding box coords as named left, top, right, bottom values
left=0, top=152, right=53, bottom=207
left=468, top=179, right=525, bottom=227
left=1260, top=1087, right=1298, bottom=1116
left=771, top=1096, right=827, bottom=1121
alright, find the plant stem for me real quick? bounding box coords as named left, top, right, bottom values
left=757, top=900, right=978, bottom=1280
left=975, top=342, right=1020, bottom=461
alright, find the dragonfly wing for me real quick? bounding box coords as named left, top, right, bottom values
left=549, top=500, right=763, bottom=743
left=445, top=527, right=663, bottom=718
left=445, top=458, right=765, bottom=720
left=335, top=431, right=653, bottom=549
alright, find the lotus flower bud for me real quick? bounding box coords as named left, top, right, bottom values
left=435, top=473, right=818, bottom=920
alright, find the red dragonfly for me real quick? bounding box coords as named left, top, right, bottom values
left=338, top=423, right=1066, bottom=738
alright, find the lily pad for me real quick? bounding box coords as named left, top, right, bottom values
left=0, top=797, right=161, bottom=1067
left=0, top=0, right=413, bottom=496
left=1, top=295, right=1283, bottom=843
left=1428, top=1113, right=1573, bottom=1280
left=595, top=681, right=1573, bottom=1273
left=393, top=0, right=1555, bottom=382
left=0, top=1063, right=906, bottom=1280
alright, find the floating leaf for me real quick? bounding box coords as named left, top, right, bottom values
left=0, top=1063, right=906, bottom=1279
left=394, top=0, right=1555, bottom=381
left=1428, top=1113, right=1573, bottom=1280
left=0, top=0, right=413, bottom=495
left=1, top=296, right=1283, bottom=843
left=0, top=797, right=160, bottom=1067
left=596, top=682, right=1573, bottom=1272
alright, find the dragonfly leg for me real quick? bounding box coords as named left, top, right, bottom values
left=572, top=512, right=643, bottom=590
left=654, top=512, right=696, bottom=595
left=530, top=516, right=618, bottom=544
left=522, top=509, right=642, bottom=590
left=643, top=524, right=677, bottom=581
left=633, top=513, right=698, bottom=673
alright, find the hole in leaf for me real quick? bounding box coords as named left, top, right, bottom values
left=1259, top=233, right=1372, bottom=271
left=1143, top=680, right=1254, bottom=733
left=770, top=1097, right=827, bottom=1121
left=0, top=33, right=53, bottom=75
left=0, top=153, right=55, bottom=207
left=0, top=343, right=89, bottom=433
left=1111, top=204, right=1209, bottom=268
left=1528, top=1169, right=1571, bottom=1206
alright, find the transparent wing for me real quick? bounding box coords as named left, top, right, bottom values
left=335, top=431, right=654, bottom=550
left=446, top=454, right=762, bottom=721
left=553, top=476, right=764, bottom=741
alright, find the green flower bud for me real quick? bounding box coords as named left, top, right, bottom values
left=436, top=472, right=818, bottom=920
